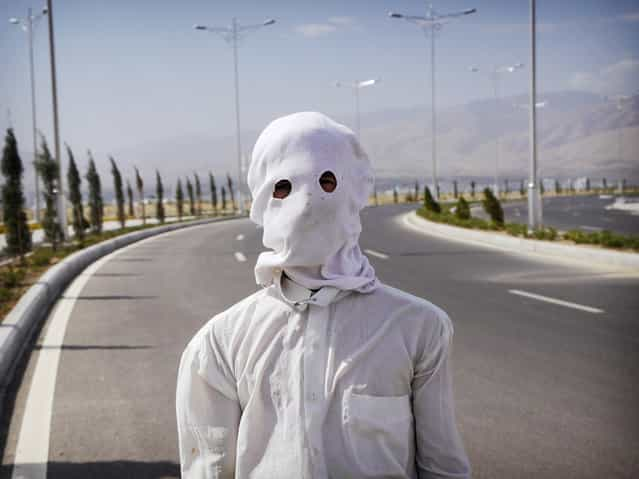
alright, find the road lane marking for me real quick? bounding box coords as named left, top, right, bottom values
left=10, top=220, right=245, bottom=479
left=236, top=234, right=245, bottom=240
left=11, top=247, right=125, bottom=479
left=364, top=249, right=389, bottom=260
left=580, top=225, right=602, bottom=231
left=234, top=251, right=247, bottom=262
left=508, top=289, right=604, bottom=314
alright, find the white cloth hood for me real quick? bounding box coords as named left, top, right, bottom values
left=248, top=111, right=378, bottom=293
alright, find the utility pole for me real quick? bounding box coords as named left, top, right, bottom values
left=194, top=17, right=276, bottom=215
left=527, top=0, right=541, bottom=229
left=46, top=0, right=68, bottom=239
left=389, top=4, right=476, bottom=200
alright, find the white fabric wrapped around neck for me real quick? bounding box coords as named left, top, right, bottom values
left=248, top=112, right=378, bottom=293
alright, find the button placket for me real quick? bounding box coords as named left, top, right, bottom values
left=303, top=303, right=330, bottom=477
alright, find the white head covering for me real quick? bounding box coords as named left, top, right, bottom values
left=248, top=112, right=378, bottom=293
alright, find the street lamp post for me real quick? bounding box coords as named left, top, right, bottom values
left=45, top=0, right=68, bottom=239
left=469, top=63, right=523, bottom=197
left=194, top=17, right=276, bottom=215
left=9, top=5, right=48, bottom=223
left=389, top=4, right=476, bottom=200
left=528, top=0, right=541, bottom=230
left=334, top=79, right=379, bottom=137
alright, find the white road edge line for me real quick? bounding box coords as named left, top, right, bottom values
left=10, top=221, right=240, bottom=479
left=234, top=251, right=247, bottom=262
left=236, top=234, right=245, bottom=240
left=508, top=289, right=604, bottom=314
left=12, top=243, right=133, bottom=479
left=364, top=248, right=389, bottom=260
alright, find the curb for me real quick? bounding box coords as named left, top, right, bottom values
left=0, top=215, right=244, bottom=392
left=403, top=211, right=639, bottom=272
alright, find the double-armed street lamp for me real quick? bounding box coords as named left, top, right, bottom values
left=468, top=63, right=524, bottom=196
left=9, top=6, right=48, bottom=223
left=194, top=18, right=276, bottom=215
left=334, top=79, right=379, bottom=138
left=389, top=4, right=476, bottom=200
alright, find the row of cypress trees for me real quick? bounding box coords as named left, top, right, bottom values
left=1, top=129, right=235, bottom=256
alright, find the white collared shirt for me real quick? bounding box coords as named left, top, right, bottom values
left=176, top=273, right=471, bottom=478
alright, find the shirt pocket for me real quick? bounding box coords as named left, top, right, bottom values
left=342, top=389, right=413, bottom=478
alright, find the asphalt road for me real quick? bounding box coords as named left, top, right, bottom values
left=2, top=204, right=638, bottom=478
left=496, top=194, right=639, bottom=235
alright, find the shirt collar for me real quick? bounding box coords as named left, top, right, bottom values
left=274, top=269, right=346, bottom=310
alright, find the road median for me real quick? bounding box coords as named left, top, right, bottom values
left=403, top=210, right=639, bottom=272
left=0, top=215, right=243, bottom=394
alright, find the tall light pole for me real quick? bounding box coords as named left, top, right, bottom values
left=468, top=63, right=523, bottom=196
left=9, top=5, right=48, bottom=223
left=389, top=4, right=476, bottom=200
left=45, top=0, right=68, bottom=239
left=334, top=79, right=379, bottom=137
left=194, top=17, right=275, bottom=215
left=528, top=0, right=541, bottom=230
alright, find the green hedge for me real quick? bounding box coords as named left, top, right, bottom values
left=416, top=208, right=638, bottom=252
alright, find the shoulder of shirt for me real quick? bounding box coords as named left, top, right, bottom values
left=362, top=282, right=453, bottom=335
left=190, top=286, right=281, bottom=342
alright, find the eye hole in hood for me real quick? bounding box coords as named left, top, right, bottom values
left=319, top=171, right=337, bottom=193
left=273, top=179, right=292, bottom=199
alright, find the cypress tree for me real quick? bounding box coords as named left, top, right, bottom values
left=221, top=185, right=227, bottom=212
left=110, top=156, right=125, bottom=228
left=65, top=144, right=85, bottom=242
left=35, top=136, right=62, bottom=248
left=126, top=180, right=134, bottom=218
left=455, top=196, right=471, bottom=220
left=423, top=186, right=441, bottom=214
left=554, top=179, right=561, bottom=195
left=186, top=178, right=195, bottom=216
left=414, top=180, right=419, bottom=202
left=482, top=187, right=504, bottom=226
left=85, top=151, right=103, bottom=235
left=602, top=178, right=607, bottom=191
left=453, top=180, right=458, bottom=199
left=194, top=173, right=202, bottom=216
left=470, top=180, right=476, bottom=198
left=155, top=170, right=165, bottom=224
left=176, top=178, right=184, bottom=220
left=135, top=167, right=145, bottom=224
left=504, top=179, right=510, bottom=196
left=226, top=174, right=235, bottom=211
left=520, top=179, right=526, bottom=197
left=1, top=129, right=32, bottom=256
left=209, top=172, right=217, bottom=214
left=393, top=187, right=398, bottom=204
left=539, top=180, right=545, bottom=196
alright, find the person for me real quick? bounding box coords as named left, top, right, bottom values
left=176, top=112, right=471, bottom=478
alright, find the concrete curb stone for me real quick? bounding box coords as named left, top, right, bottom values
left=0, top=216, right=244, bottom=393
left=404, top=210, right=639, bottom=271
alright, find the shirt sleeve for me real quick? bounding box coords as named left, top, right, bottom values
left=176, top=323, right=241, bottom=479
left=412, top=311, right=472, bottom=479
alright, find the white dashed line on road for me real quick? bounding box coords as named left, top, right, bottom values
left=364, top=249, right=389, bottom=260
left=234, top=252, right=247, bottom=262
left=509, top=289, right=604, bottom=314
left=236, top=234, right=245, bottom=240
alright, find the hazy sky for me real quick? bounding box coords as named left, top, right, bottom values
left=2, top=0, right=638, bottom=162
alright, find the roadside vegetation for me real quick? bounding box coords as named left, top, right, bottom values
left=0, top=129, right=241, bottom=321
left=416, top=187, right=639, bottom=252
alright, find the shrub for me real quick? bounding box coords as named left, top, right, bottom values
left=423, top=186, right=441, bottom=213
left=455, top=197, right=470, bottom=220
left=482, top=187, right=504, bottom=226
left=29, top=247, right=56, bottom=267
